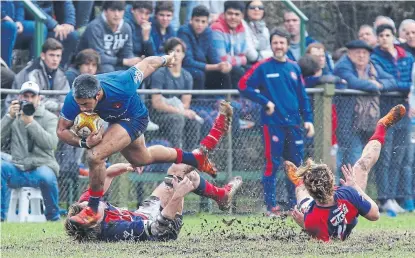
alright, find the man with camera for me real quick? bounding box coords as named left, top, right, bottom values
left=1, top=81, right=60, bottom=221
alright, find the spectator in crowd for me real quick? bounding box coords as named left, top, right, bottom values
left=151, top=1, right=176, bottom=56
left=65, top=49, right=100, bottom=87
left=371, top=24, right=414, bottom=215
left=402, top=20, right=415, bottom=56
left=243, top=0, right=272, bottom=65
left=398, top=19, right=415, bottom=44
left=73, top=1, right=95, bottom=30
left=150, top=38, right=201, bottom=150
left=1, top=1, right=21, bottom=67
left=373, top=15, right=396, bottom=32
left=283, top=11, right=333, bottom=72
left=211, top=1, right=248, bottom=89
left=333, top=39, right=397, bottom=189
left=78, top=1, right=140, bottom=73
left=185, top=0, right=226, bottom=24
left=7, top=38, right=70, bottom=113
left=1, top=58, right=15, bottom=117
left=358, top=25, right=378, bottom=48
left=238, top=29, right=314, bottom=216
left=31, top=1, right=80, bottom=68
left=332, top=47, right=348, bottom=64
left=1, top=81, right=60, bottom=221
left=178, top=5, right=231, bottom=90
left=124, top=1, right=156, bottom=58
left=1, top=1, right=45, bottom=67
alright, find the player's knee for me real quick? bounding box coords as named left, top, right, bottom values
left=86, top=150, right=106, bottom=166
left=167, top=164, right=187, bottom=177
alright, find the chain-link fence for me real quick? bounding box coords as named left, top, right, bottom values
left=1, top=87, right=414, bottom=214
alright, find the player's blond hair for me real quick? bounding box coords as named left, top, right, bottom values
left=297, top=159, right=334, bottom=204
left=64, top=203, right=101, bottom=242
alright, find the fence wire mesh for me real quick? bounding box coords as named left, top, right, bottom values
left=1, top=89, right=414, bottom=214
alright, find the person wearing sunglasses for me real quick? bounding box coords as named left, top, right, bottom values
left=243, top=0, right=273, bottom=65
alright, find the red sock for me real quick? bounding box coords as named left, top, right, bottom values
left=78, top=188, right=91, bottom=202
left=204, top=180, right=227, bottom=202
left=200, top=114, right=226, bottom=151
left=369, top=123, right=386, bottom=145
left=174, top=148, right=183, bottom=163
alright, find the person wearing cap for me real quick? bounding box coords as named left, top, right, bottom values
left=238, top=28, right=314, bottom=216
left=371, top=24, right=415, bottom=215
left=333, top=39, right=397, bottom=202
left=334, top=40, right=396, bottom=186
left=1, top=81, right=60, bottom=222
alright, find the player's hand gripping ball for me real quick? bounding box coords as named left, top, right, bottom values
left=72, top=112, right=104, bottom=138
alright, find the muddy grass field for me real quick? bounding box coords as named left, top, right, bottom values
left=2, top=213, right=414, bottom=258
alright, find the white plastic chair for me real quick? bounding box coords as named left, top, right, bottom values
left=7, top=187, right=46, bottom=222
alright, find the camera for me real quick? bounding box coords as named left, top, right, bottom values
left=19, top=100, right=36, bottom=116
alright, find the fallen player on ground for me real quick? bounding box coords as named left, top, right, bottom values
left=65, top=163, right=242, bottom=242
left=285, top=104, right=406, bottom=241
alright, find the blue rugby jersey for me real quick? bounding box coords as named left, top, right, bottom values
left=98, top=203, right=151, bottom=242
left=303, top=186, right=371, bottom=242
left=60, top=67, right=148, bottom=123
left=238, top=58, right=313, bottom=126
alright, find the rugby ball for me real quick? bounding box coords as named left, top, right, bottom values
left=72, top=112, right=103, bottom=138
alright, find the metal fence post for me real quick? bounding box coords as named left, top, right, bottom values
left=314, top=84, right=334, bottom=166
left=226, top=93, right=233, bottom=180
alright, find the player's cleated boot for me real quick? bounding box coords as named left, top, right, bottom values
left=192, top=148, right=218, bottom=177
left=284, top=161, right=302, bottom=186
left=200, top=100, right=233, bottom=152
left=69, top=206, right=102, bottom=228
left=378, top=104, right=406, bottom=129
left=217, top=176, right=243, bottom=211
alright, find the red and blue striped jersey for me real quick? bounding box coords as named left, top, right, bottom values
left=303, top=186, right=371, bottom=242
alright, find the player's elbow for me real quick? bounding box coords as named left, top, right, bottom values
left=365, top=206, right=380, bottom=221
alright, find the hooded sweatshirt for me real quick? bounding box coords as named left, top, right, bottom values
left=78, top=13, right=134, bottom=66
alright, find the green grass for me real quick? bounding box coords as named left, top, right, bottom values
left=2, top=213, right=415, bottom=257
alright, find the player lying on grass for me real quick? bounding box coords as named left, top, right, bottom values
left=65, top=163, right=242, bottom=242
left=284, top=104, right=406, bottom=242
left=57, top=54, right=233, bottom=230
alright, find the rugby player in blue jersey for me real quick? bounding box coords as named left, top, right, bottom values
left=57, top=54, right=232, bottom=228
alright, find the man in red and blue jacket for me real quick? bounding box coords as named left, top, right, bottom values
left=238, top=29, right=314, bottom=215
left=371, top=24, right=414, bottom=212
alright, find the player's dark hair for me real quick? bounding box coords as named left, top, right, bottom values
left=298, top=55, right=320, bottom=77
left=164, top=37, right=187, bottom=54
left=376, top=24, right=395, bottom=36
left=64, top=203, right=100, bottom=242
left=72, top=74, right=101, bottom=98
left=297, top=159, right=335, bottom=204
left=191, top=5, right=210, bottom=18
left=131, top=1, right=153, bottom=12
left=224, top=1, right=245, bottom=13
left=269, top=28, right=291, bottom=45
left=74, top=49, right=100, bottom=70
left=155, top=1, right=174, bottom=14
left=102, top=1, right=126, bottom=11
left=42, top=38, right=63, bottom=53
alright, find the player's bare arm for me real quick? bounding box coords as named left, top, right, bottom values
left=57, top=117, right=104, bottom=148
left=161, top=177, right=195, bottom=220
left=134, top=52, right=175, bottom=79
left=340, top=164, right=380, bottom=221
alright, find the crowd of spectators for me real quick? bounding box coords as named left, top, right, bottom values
left=1, top=1, right=414, bottom=221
